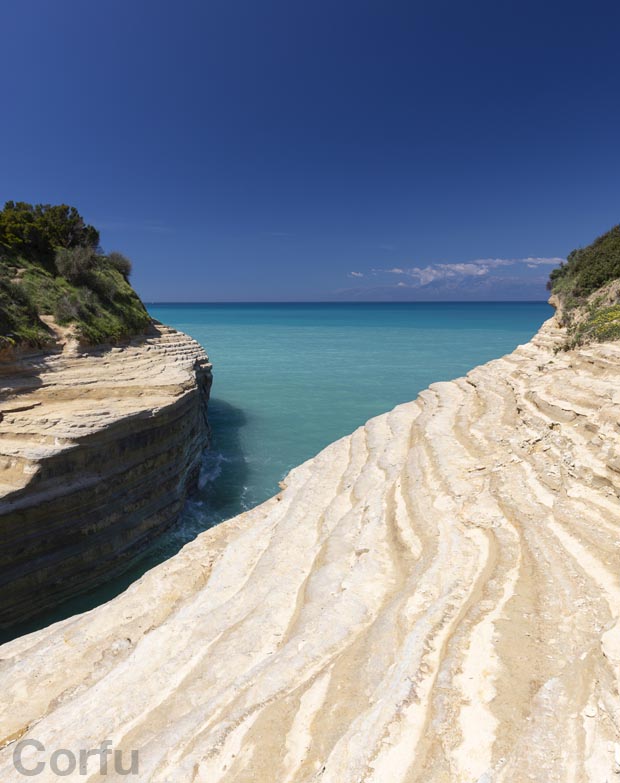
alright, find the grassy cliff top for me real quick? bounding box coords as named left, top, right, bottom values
left=0, top=202, right=151, bottom=349
left=549, top=224, right=620, bottom=349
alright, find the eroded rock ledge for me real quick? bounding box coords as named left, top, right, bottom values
left=0, top=324, right=212, bottom=626
left=1, top=316, right=620, bottom=782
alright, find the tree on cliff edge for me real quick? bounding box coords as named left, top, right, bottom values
left=0, top=201, right=150, bottom=347
left=0, top=201, right=100, bottom=269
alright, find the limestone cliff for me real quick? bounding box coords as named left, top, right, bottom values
left=0, top=314, right=619, bottom=783
left=0, top=325, right=212, bottom=627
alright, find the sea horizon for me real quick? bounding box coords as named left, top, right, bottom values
left=147, top=299, right=550, bottom=304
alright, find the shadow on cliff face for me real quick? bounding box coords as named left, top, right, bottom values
left=142, top=397, right=251, bottom=559
left=0, top=397, right=249, bottom=644
left=196, top=397, right=251, bottom=518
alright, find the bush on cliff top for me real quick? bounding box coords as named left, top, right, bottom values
left=549, top=224, right=620, bottom=348
left=549, top=225, right=620, bottom=301
left=0, top=202, right=151, bottom=348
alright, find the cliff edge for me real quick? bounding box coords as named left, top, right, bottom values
left=0, top=324, right=212, bottom=626
left=0, top=311, right=618, bottom=782
left=0, top=201, right=213, bottom=627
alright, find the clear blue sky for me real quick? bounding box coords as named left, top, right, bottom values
left=3, top=0, right=619, bottom=301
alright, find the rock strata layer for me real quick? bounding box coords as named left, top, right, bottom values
left=0, top=325, right=212, bottom=626
left=1, top=316, right=620, bottom=782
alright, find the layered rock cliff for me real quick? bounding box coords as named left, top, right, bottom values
left=0, top=314, right=619, bottom=782
left=0, top=325, right=212, bottom=626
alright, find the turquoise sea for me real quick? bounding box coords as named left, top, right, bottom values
left=2, top=301, right=551, bottom=641
left=150, top=302, right=552, bottom=526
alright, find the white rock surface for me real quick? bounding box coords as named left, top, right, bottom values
left=0, top=316, right=619, bottom=782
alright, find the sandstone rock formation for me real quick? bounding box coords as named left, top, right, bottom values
left=0, top=324, right=212, bottom=626
left=0, top=315, right=619, bottom=782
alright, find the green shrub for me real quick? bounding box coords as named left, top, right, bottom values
left=0, top=201, right=99, bottom=269
left=549, top=225, right=620, bottom=301
left=85, top=268, right=120, bottom=302
left=0, top=277, right=50, bottom=346
left=549, top=224, right=620, bottom=347
left=55, top=246, right=98, bottom=282
left=53, top=293, right=80, bottom=324
left=566, top=304, right=620, bottom=348
left=107, top=251, right=132, bottom=278
left=0, top=201, right=151, bottom=347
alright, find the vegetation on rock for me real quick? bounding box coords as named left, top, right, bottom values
left=548, top=224, right=620, bottom=349
left=0, top=202, right=151, bottom=348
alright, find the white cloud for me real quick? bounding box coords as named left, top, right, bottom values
left=377, top=262, right=491, bottom=285
left=520, top=257, right=564, bottom=269
left=471, top=256, right=563, bottom=268
left=370, top=257, right=564, bottom=288
left=348, top=271, right=364, bottom=278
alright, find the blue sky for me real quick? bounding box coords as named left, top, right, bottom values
left=2, top=0, right=619, bottom=301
